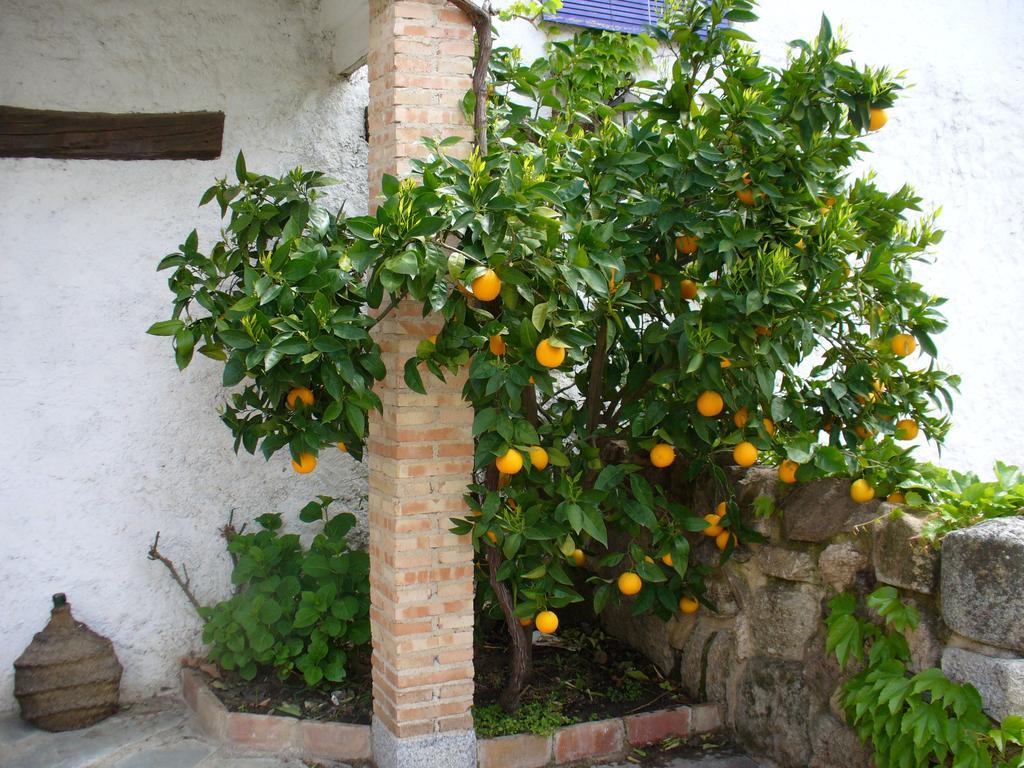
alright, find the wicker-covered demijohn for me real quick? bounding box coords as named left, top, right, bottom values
left=13, top=593, right=123, bottom=731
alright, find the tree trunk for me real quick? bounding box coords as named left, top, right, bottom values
left=487, top=545, right=533, bottom=711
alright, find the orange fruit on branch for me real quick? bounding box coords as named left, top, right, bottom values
left=488, top=335, right=506, bottom=356
left=486, top=530, right=498, bottom=544
left=697, top=390, right=725, bottom=417
left=286, top=387, right=314, bottom=409
left=887, top=492, right=906, bottom=504
left=571, top=549, right=586, bottom=567
left=733, top=441, right=758, bottom=467
left=890, top=333, right=917, bottom=358
left=850, top=479, right=876, bottom=503
left=535, top=610, right=558, bottom=634
left=529, top=446, right=549, bottom=470
left=869, top=107, right=888, bottom=131
left=702, top=513, right=723, bottom=537
left=495, top=448, right=523, bottom=475
left=648, top=272, right=664, bottom=290
left=895, top=418, right=919, bottom=441
left=736, top=188, right=757, bottom=206
left=762, top=418, right=776, bottom=437
left=733, top=407, right=749, bottom=428
left=337, top=441, right=347, bottom=453
left=716, top=530, right=738, bottom=551
left=519, top=617, right=533, bottom=627
left=720, top=358, right=732, bottom=368
left=679, top=596, right=699, bottom=614
left=650, top=443, right=676, bottom=468
left=471, top=269, right=501, bottom=301
left=778, top=460, right=799, bottom=484
left=291, top=452, right=317, bottom=474
left=680, top=279, right=699, bottom=300
left=675, top=234, right=699, bottom=255
left=535, top=339, right=566, bottom=368
left=617, top=571, right=642, bottom=596
left=661, top=553, right=673, bottom=567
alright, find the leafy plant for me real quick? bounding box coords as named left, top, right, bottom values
left=892, top=462, right=1024, bottom=541
left=826, top=587, right=1024, bottom=767
left=473, top=699, right=570, bottom=738
left=153, top=0, right=960, bottom=709
left=200, top=497, right=371, bottom=686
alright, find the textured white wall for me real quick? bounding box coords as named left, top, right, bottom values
left=0, top=0, right=370, bottom=707
left=2, top=0, right=1022, bottom=708
left=494, top=0, right=1024, bottom=474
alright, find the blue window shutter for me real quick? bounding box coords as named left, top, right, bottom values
left=543, top=0, right=666, bottom=35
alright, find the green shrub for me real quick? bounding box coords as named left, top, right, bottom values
left=897, top=462, right=1024, bottom=541
left=200, top=497, right=371, bottom=686
left=826, top=587, right=1024, bottom=767
left=473, top=699, right=570, bottom=738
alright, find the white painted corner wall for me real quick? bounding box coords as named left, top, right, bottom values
left=1, top=0, right=1022, bottom=707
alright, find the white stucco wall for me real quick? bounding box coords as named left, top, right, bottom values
left=0, top=0, right=370, bottom=707
left=1, top=0, right=1022, bottom=708
left=496, top=0, right=1024, bottom=474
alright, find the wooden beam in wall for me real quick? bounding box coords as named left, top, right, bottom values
left=0, top=106, right=225, bottom=161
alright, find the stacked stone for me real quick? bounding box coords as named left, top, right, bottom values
left=600, top=468, right=1024, bottom=768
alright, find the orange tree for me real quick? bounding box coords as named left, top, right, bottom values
left=150, top=0, right=957, bottom=710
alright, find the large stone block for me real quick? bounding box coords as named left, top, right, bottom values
left=942, top=647, right=1024, bottom=721
left=808, top=712, right=872, bottom=768
left=873, top=511, right=939, bottom=594
left=782, top=479, right=880, bottom=543
left=818, top=542, right=870, bottom=592
left=746, top=578, right=824, bottom=660
left=734, top=658, right=813, bottom=768
left=941, top=517, right=1024, bottom=653
left=753, top=545, right=820, bottom=584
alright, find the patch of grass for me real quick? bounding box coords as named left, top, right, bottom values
left=473, top=699, right=571, bottom=738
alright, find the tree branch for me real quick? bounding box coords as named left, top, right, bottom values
left=586, top=319, right=608, bottom=441
left=148, top=532, right=203, bottom=615
left=446, top=0, right=493, bottom=152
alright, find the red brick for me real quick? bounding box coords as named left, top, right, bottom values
left=553, top=719, right=625, bottom=764
left=299, top=721, right=372, bottom=761
left=624, top=706, right=691, bottom=747
left=478, top=733, right=552, bottom=768
left=225, top=712, right=297, bottom=750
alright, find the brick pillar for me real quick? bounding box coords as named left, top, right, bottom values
left=366, top=1, right=477, bottom=766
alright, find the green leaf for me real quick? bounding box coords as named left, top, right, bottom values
left=404, top=358, right=426, bottom=395
left=147, top=319, right=184, bottom=336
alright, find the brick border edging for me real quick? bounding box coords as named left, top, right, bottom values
left=182, top=669, right=722, bottom=766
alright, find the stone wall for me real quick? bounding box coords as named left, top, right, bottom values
left=601, top=468, right=1024, bottom=768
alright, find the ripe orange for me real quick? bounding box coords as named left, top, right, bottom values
left=471, top=269, right=501, bottom=301
left=676, top=234, right=699, bottom=255
left=720, top=357, right=732, bottom=368
left=291, top=453, right=317, bottom=474
left=648, top=272, right=664, bottom=290
left=286, top=387, right=314, bottom=409
left=762, top=418, right=776, bottom=437
left=495, top=448, right=523, bottom=475
left=703, top=513, right=723, bottom=537
left=618, top=572, right=642, bottom=596
left=733, top=441, right=758, bottom=467
left=680, top=279, right=699, bottom=300
left=519, top=617, right=533, bottom=627
left=733, top=407, right=749, bottom=428
left=535, top=610, right=559, bottom=634
left=890, top=333, right=917, bottom=358
left=486, top=530, right=498, bottom=544
left=887, top=491, right=906, bottom=504
left=650, top=443, right=676, bottom=468
left=869, top=107, right=888, bottom=131
left=489, top=335, right=506, bottom=356
left=715, top=501, right=727, bottom=516
left=736, top=188, right=756, bottom=206
left=337, top=441, right=347, bottom=453
left=716, top=530, right=737, bottom=551
left=535, top=339, right=566, bottom=368
left=679, top=596, right=700, bottom=614
left=741, top=171, right=753, bottom=185
left=697, top=390, right=725, bottom=417
left=529, top=446, right=549, bottom=470
left=854, top=424, right=874, bottom=440
left=571, top=549, right=586, bottom=567
left=428, top=334, right=438, bottom=345
left=644, top=555, right=654, bottom=564
left=661, top=552, right=673, bottom=567
left=895, top=419, right=919, bottom=441
left=778, top=460, right=799, bottom=484
left=850, top=479, right=876, bottom=503
left=754, top=325, right=771, bottom=337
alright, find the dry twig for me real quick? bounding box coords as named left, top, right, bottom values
left=147, top=531, right=203, bottom=614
